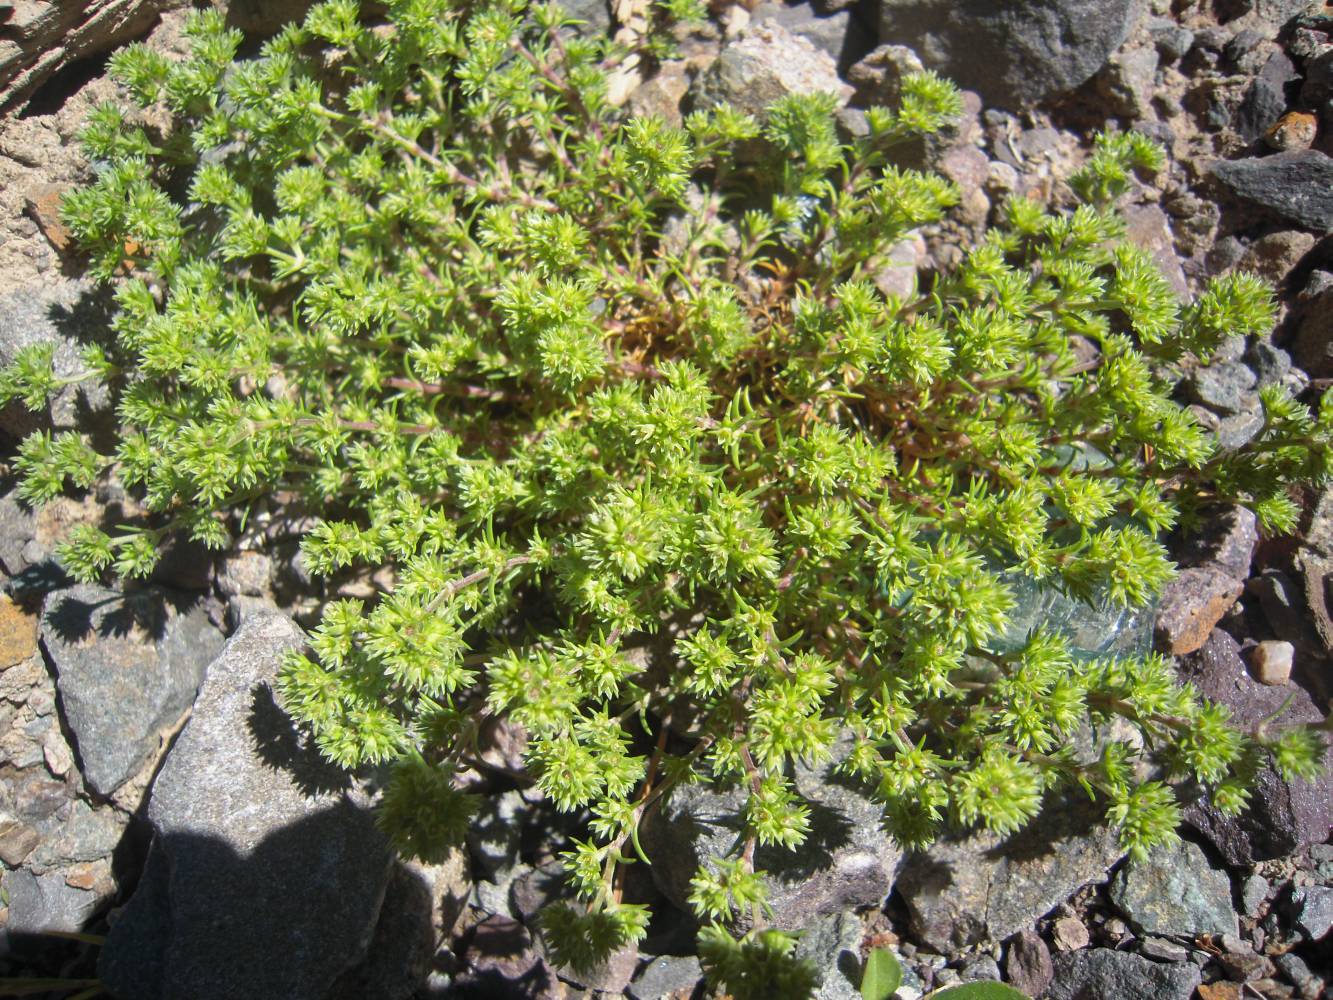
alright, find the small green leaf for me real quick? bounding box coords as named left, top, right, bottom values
left=860, top=947, right=903, bottom=1000
left=926, top=983, right=1031, bottom=1000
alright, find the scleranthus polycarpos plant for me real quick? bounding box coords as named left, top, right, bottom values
left=3, top=0, right=1331, bottom=987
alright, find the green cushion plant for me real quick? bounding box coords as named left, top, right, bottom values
left=3, top=0, right=1330, bottom=988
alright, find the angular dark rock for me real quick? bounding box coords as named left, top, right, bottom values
left=628, top=955, right=703, bottom=1000
left=1177, top=629, right=1333, bottom=864
left=640, top=732, right=901, bottom=930
left=895, top=796, right=1125, bottom=951
left=1288, top=885, right=1333, bottom=940
left=98, top=612, right=405, bottom=1000
left=1109, top=839, right=1238, bottom=938
left=1005, top=928, right=1054, bottom=997
left=1211, top=150, right=1333, bottom=231
left=1155, top=506, right=1256, bottom=656
left=1045, top=948, right=1202, bottom=1000
left=878, top=0, right=1141, bottom=109
left=41, top=583, right=225, bottom=797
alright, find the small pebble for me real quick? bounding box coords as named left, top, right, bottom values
left=1265, top=111, right=1317, bottom=151
left=1052, top=915, right=1090, bottom=951
left=1247, top=640, right=1294, bottom=685
left=1140, top=937, right=1189, bottom=962
left=1242, top=874, right=1270, bottom=917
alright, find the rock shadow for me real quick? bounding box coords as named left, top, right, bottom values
left=247, top=682, right=354, bottom=797
left=41, top=585, right=197, bottom=644
left=93, top=805, right=445, bottom=1000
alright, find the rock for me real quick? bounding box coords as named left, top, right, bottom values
left=467, top=788, right=526, bottom=878
left=98, top=612, right=403, bottom=1000
left=1238, top=50, right=1299, bottom=144
left=1288, top=885, right=1333, bottom=940
left=692, top=22, right=853, bottom=120
left=1102, top=46, right=1160, bottom=121
left=1052, top=915, right=1090, bottom=951
left=551, top=942, right=639, bottom=994
left=1235, top=79, right=1287, bottom=144
left=750, top=1, right=862, bottom=67
left=1240, top=231, right=1317, bottom=286
left=1219, top=946, right=1273, bottom=982
left=556, top=0, right=611, bottom=35
left=0, top=866, right=107, bottom=935
left=1211, top=150, right=1333, bottom=232
left=1154, top=507, right=1256, bottom=656
left=509, top=861, right=563, bottom=925
left=1245, top=340, right=1293, bottom=388
left=1139, top=937, right=1189, bottom=962
left=1241, top=874, right=1270, bottom=917
left=1243, top=0, right=1319, bottom=31
left=27, top=794, right=127, bottom=873
left=960, top=953, right=1002, bottom=981
left=207, top=0, right=314, bottom=34
left=1275, top=951, right=1325, bottom=999
left=878, top=0, right=1141, bottom=110
left=641, top=732, right=902, bottom=930
left=873, top=232, right=927, bottom=300
left=1216, top=409, right=1266, bottom=451
left=0, top=279, right=113, bottom=436
left=1109, top=839, right=1238, bottom=939
left=215, top=550, right=274, bottom=598
left=847, top=44, right=925, bottom=106
left=0, top=592, right=39, bottom=667
left=0, top=811, right=40, bottom=866
left=456, top=915, right=563, bottom=1000
left=0, top=1, right=173, bottom=110
left=1188, top=361, right=1258, bottom=415
left=1045, top=948, right=1202, bottom=1000
left=793, top=910, right=863, bottom=1000
left=895, top=797, right=1125, bottom=951
left=1004, top=929, right=1054, bottom=997
left=330, top=852, right=472, bottom=999
left=1154, top=566, right=1245, bottom=655
left=1294, top=272, right=1333, bottom=379
left=629, top=955, right=703, bottom=1000
left=1246, top=639, right=1294, bottom=685
left=41, top=583, right=225, bottom=797
left=935, top=145, right=990, bottom=228
left=1146, top=18, right=1193, bottom=63
left=1122, top=203, right=1188, bottom=298
left=1177, top=629, right=1333, bottom=864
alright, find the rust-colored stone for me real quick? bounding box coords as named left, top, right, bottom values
left=0, top=593, right=38, bottom=668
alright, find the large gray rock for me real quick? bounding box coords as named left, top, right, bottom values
left=97, top=612, right=403, bottom=1000
left=878, top=0, right=1142, bottom=109
left=0, top=280, right=112, bottom=436
left=1045, top=948, right=1201, bottom=1000
left=1177, top=629, right=1333, bottom=864
left=41, top=583, right=224, bottom=797
left=895, top=797, right=1125, bottom=951
left=1211, top=151, right=1333, bottom=232
left=641, top=734, right=902, bottom=930
left=1109, top=839, right=1238, bottom=938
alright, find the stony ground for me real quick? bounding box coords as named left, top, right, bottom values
left=1, top=1, right=1332, bottom=998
